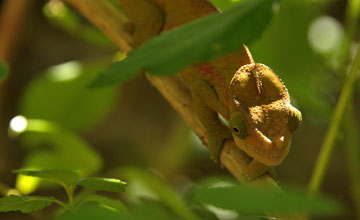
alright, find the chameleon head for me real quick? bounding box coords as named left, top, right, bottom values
left=229, top=63, right=302, bottom=166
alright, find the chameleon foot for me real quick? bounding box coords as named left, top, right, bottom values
left=208, top=128, right=232, bottom=163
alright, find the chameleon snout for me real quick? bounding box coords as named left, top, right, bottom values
left=254, top=128, right=286, bottom=150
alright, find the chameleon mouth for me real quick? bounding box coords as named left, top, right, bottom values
left=251, top=145, right=289, bottom=160
left=250, top=147, right=289, bottom=166
left=259, top=146, right=290, bottom=166
left=232, top=135, right=290, bottom=166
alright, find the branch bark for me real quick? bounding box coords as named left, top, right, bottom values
left=0, top=0, right=35, bottom=185
left=63, top=1, right=306, bottom=219
left=65, top=0, right=133, bottom=53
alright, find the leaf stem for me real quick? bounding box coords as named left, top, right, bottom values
left=64, top=185, right=75, bottom=210
left=53, top=198, right=67, bottom=208
left=308, top=43, right=360, bottom=194
left=341, top=1, right=360, bottom=218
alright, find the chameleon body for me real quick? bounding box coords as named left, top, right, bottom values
left=118, top=0, right=302, bottom=180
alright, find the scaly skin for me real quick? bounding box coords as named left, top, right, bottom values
left=118, top=0, right=302, bottom=180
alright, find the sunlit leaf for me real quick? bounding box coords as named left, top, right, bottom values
left=90, top=0, right=276, bottom=87
left=0, top=61, right=7, bottom=80
left=77, top=194, right=126, bottom=211
left=13, top=119, right=102, bottom=194
left=14, top=169, right=79, bottom=188
left=0, top=195, right=55, bottom=213
left=192, top=185, right=344, bottom=216
left=76, top=177, right=126, bottom=193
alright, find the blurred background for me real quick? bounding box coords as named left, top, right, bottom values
left=0, top=0, right=359, bottom=219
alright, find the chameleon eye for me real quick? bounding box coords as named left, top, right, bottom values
left=230, top=115, right=248, bottom=138
left=232, top=126, right=240, bottom=134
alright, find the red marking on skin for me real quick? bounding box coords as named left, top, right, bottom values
left=194, top=64, right=225, bottom=86
left=194, top=63, right=230, bottom=119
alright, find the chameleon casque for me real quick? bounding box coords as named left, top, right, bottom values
left=118, top=0, right=302, bottom=180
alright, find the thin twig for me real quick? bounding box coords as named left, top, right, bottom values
left=308, top=43, right=360, bottom=194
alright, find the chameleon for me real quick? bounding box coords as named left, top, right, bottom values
left=117, top=0, right=302, bottom=180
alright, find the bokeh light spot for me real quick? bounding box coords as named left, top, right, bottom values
left=47, top=0, right=66, bottom=17
left=308, top=16, right=343, bottom=53
left=47, top=61, right=82, bottom=82
left=9, top=115, right=28, bottom=133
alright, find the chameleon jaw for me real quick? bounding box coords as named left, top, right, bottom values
left=232, top=133, right=291, bottom=166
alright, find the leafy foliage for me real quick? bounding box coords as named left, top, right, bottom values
left=58, top=205, right=127, bottom=220
left=14, top=119, right=102, bottom=194
left=77, top=194, right=126, bottom=211
left=14, top=169, right=79, bottom=188
left=90, top=0, right=276, bottom=87
left=0, top=195, right=56, bottom=213
left=76, top=177, right=127, bottom=193
left=118, top=167, right=200, bottom=220
left=2, top=168, right=128, bottom=216
left=191, top=184, right=344, bottom=216
left=130, top=199, right=182, bottom=220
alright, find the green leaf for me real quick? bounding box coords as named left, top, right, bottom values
left=0, top=195, right=55, bottom=213
left=115, top=167, right=200, bottom=220
left=90, top=0, right=276, bottom=87
left=209, top=0, right=243, bottom=10
left=58, top=205, right=130, bottom=220
left=14, top=169, right=79, bottom=188
left=77, top=194, right=126, bottom=211
left=132, top=198, right=181, bottom=220
left=20, top=61, right=118, bottom=132
left=192, top=185, right=344, bottom=216
left=0, top=60, right=7, bottom=80
left=76, top=177, right=126, bottom=193
left=188, top=203, right=219, bottom=220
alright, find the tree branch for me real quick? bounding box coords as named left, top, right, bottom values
left=65, top=0, right=133, bottom=53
